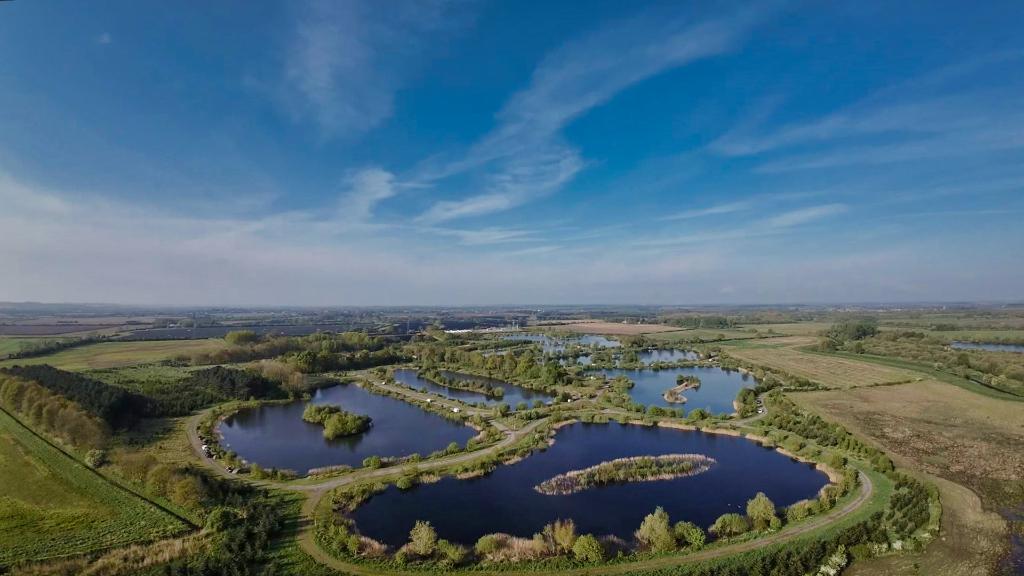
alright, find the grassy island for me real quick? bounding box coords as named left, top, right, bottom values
left=663, top=375, right=701, bottom=404
left=302, top=403, right=372, bottom=440
left=534, top=453, right=716, bottom=495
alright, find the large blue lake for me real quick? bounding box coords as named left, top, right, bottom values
left=352, top=422, right=828, bottom=546
left=217, top=383, right=475, bottom=474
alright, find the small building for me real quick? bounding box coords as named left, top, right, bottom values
left=451, top=407, right=461, bottom=413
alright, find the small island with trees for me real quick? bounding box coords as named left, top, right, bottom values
left=662, top=375, right=701, bottom=404
left=534, top=454, right=716, bottom=495
left=302, top=403, right=372, bottom=440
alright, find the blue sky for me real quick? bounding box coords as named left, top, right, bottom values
left=1, top=1, right=1022, bottom=305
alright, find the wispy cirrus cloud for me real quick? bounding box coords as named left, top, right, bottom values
left=765, top=203, right=847, bottom=228
left=660, top=201, right=754, bottom=221
left=335, top=168, right=396, bottom=224
left=413, top=5, right=772, bottom=223
left=710, top=53, right=1024, bottom=171
left=283, top=0, right=473, bottom=137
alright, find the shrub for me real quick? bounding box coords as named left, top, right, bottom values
left=746, top=492, right=778, bottom=531
left=635, top=506, right=676, bottom=552
left=572, top=533, right=604, bottom=562
left=673, top=520, right=705, bottom=549
left=85, top=449, right=107, bottom=468
left=436, top=539, right=467, bottom=567
left=710, top=513, right=749, bottom=537
left=546, top=518, right=577, bottom=552
left=474, top=534, right=501, bottom=556
left=408, top=520, right=437, bottom=556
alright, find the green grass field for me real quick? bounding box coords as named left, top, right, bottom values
left=0, top=408, right=190, bottom=568
left=0, top=339, right=229, bottom=371
left=0, top=337, right=70, bottom=359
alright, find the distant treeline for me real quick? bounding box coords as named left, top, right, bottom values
left=661, top=315, right=736, bottom=329
left=7, top=335, right=108, bottom=359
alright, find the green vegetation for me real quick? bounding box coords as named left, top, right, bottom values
left=302, top=403, right=372, bottom=439
left=0, top=407, right=187, bottom=568
left=416, top=368, right=505, bottom=398
left=534, top=454, right=716, bottom=495
left=2, top=364, right=148, bottom=428
left=0, top=375, right=109, bottom=449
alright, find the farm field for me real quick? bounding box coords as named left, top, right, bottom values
left=0, top=339, right=230, bottom=370
left=738, top=322, right=833, bottom=336
left=0, top=337, right=36, bottom=358
left=721, top=337, right=923, bottom=388
left=791, top=380, right=1024, bottom=575
left=0, top=408, right=189, bottom=568
left=647, top=327, right=764, bottom=342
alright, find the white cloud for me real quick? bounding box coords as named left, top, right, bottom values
left=415, top=146, right=583, bottom=224
left=764, top=204, right=847, bottom=228
left=336, top=167, right=396, bottom=223
left=1, top=170, right=1019, bottom=305
left=710, top=53, right=1024, bottom=171
left=414, top=5, right=767, bottom=222
left=661, top=201, right=753, bottom=221
left=283, top=0, right=472, bottom=136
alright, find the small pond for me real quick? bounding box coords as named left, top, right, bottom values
left=952, top=341, right=1024, bottom=353
left=217, top=383, right=475, bottom=474
left=352, top=422, right=828, bottom=547
left=600, top=367, right=754, bottom=414
left=392, top=368, right=554, bottom=406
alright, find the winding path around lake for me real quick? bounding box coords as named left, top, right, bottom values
left=184, top=380, right=875, bottom=575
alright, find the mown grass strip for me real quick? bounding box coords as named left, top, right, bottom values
left=0, top=407, right=191, bottom=568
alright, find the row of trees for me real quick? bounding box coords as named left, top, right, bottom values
left=0, top=375, right=109, bottom=449
left=2, top=364, right=148, bottom=429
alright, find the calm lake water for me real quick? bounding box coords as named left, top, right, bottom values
left=952, top=341, right=1024, bottom=353
left=352, top=422, right=828, bottom=547
left=392, top=368, right=554, bottom=406
left=218, top=384, right=475, bottom=474
left=601, top=367, right=754, bottom=414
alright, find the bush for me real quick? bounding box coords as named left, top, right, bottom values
left=474, top=534, right=501, bottom=556
left=673, top=520, right=705, bottom=549
left=362, top=455, right=382, bottom=469
left=635, top=506, right=676, bottom=552
left=746, top=492, right=778, bottom=531
left=572, top=533, right=604, bottom=562
left=85, top=448, right=107, bottom=468
left=436, top=539, right=467, bottom=567
left=408, top=520, right=437, bottom=556
left=710, top=513, right=750, bottom=537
